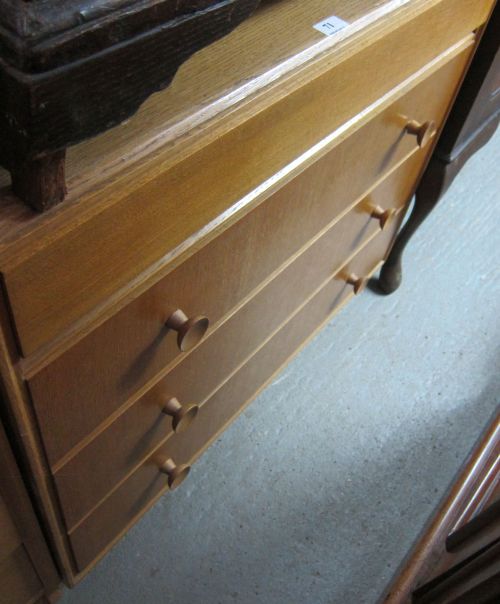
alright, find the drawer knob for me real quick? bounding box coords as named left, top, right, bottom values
left=159, top=458, right=191, bottom=490
left=166, top=309, right=209, bottom=352
left=162, top=397, right=199, bottom=433
left=369, top=205, right=396, bottom=231
left=405, top=119, right=437, bottom=148
left=346, top=273, right=366, bottom=295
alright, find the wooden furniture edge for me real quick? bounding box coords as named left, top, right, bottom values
left=68, top=256, right=387, bottom=581
left=0, top=417, right=61, bottom=599
left=377, top=4, right=495, bottom=295
left=11, top=35, right=476, bottom=379
left=0, top=204, right=406, bottom=584
left=0, top=0, right=262, bottom=210
left=381, top=409, right=500, bottom=603
left=0, top=0, right=459, bottom=254
left=50, top=178, right=413, bottom=474
left=0, top=296, right=78, bottom=584
left=433, top=0, right=499, bottom=161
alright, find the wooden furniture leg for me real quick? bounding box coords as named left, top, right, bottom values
left=10, top=151, right=67, bottom=213
left=377, top=157, right=446, bottom=295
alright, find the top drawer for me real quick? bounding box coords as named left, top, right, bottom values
left=29, top=46, right=475, bottom=468
left=3, top=0, right=492, bottom=357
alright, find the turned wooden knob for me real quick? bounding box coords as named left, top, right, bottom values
left=159, top=458, right=191, bottom=490
left=346, top=273, right=367, bottom=295
left=369, top=205, right=396, bottom=231
left=162, top=397, right=199, bottom=433
left=405, top=119, right=437, bottom=148
left=166, top=309, right=209, bottom=352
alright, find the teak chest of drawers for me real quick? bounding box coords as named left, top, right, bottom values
left=0, top=0, right=495, bottom=591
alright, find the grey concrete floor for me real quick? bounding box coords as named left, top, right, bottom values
left=61, top=130, right=500, bottom=604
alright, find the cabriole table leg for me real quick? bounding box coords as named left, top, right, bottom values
left=378, top=157, right=449, bottom=294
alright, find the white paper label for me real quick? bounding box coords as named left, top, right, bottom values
left=313, top=15, right=349, bottom=36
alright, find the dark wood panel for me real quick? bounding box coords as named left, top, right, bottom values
left=0, top=545, right=42, bottom=604
left=413, top=541, right=500, bottom=604
left=383, top=412, right=500, bottom=603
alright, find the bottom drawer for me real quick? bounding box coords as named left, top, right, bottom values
left=68, top=221, right=400, bottom=572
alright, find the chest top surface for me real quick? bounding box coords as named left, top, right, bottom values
left=0, top=0, right=437, bottom=241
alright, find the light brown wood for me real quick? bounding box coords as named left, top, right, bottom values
left=51, top=155, right=416, bottom=530
left=0, top=0, right=486, bottom=358
left=0, top=299, right=74, bottom=583
left=0, top=0, right=458, bottom=204
left=67, top=220, right=401, bottom=572
left=27, top=49, right=472, bottom=472
left=0, top=0, right=487, bottom=245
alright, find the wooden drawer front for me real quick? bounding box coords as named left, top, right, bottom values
left=0, top=546, right=42, bottom=604
left=68, top=221, right=400, bottom=572
left=29, top=47, right=472, bottom=470
left=5, top=0, right=488, bottom=357
left=53, top=154, right=422, bottom=530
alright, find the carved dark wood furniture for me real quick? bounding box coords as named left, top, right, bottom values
left=0, top=0, right=261, bottom=211
left=379, top=1, right=500, bottom=294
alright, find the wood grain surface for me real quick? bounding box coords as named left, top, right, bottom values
left=0, top=417, right=61, bottom=600
left=67, top=221, right=401, bottom=572
left=27, top=45, right=473, bottom=481
left=0, top=0, right=493, bottom=587
left=52, top=155, right=419, bottom=530
left=0, top=0, right=262, bottom=210
left=0, top=495, right=21, bottom=564
left=0, top=0, right=487, bottom=358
